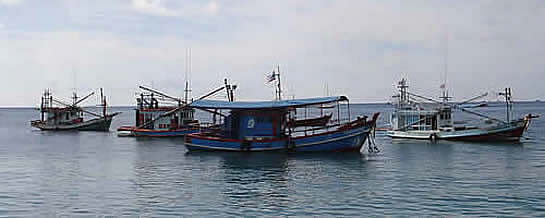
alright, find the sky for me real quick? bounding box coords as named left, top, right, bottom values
left=1, top=0, right=544, bottom=106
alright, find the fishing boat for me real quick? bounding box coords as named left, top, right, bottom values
left=386, top=78, right=538, bottom=141
left=184, top=96, right=379, bottom=152
left=117, top=80, right=235, bottom=137
left=116, top=84, right=200, bottom=137
left=184, top=66, right=379, bottom=152
left=30, top=89, right=120, bottom=131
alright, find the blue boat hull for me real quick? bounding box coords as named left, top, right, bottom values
left=184, top=125, right=371, bottom=152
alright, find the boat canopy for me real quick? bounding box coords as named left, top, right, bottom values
left=190, top=96, right=348, bottom=109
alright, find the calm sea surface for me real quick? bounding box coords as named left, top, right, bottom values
left=1, top=102, right=544, bottom=217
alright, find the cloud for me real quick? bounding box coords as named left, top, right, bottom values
left=1, top=0, right=545, bottom=106
left=204, top=1, right=218, bottom=16
left=130, top=0, right=219, bottom=17
left=131, top=0, right=178, bottom=16
left=0, top=0, right=22, bottom=6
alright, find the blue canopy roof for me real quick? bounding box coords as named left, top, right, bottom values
left=190, top=96, right=347, bottom=109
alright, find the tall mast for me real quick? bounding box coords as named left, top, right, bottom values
left=72, top=66, right=78, bottom=106
left=100, top=88, right=106, bottom=117
left=397, top=78, right=409, bottom=106
left=41, top=90, right=45, bottom=121
left=184, top=48, right=191, bottom=104
left=440, top=32, right=452, bottom=103
left=276, top=65, right=282, bottom=101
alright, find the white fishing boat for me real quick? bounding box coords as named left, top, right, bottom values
left=386, top=79, right=538, bottom=141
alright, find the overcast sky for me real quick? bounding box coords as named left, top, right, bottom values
left=1, top=0, right=544, bottom=106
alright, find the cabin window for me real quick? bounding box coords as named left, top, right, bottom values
left=66, top=113, right=69, bottom=120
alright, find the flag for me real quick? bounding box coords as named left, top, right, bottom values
left=440, top=83, right=445, bottom=89
left=266, top=70, right=276, bottom=83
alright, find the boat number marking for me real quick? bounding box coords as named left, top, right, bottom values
left=248, top=118, right=255, bottom=128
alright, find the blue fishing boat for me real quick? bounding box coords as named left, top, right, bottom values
left=184, top=96, right=380, bottom=152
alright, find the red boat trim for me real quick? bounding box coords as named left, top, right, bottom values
left=132, top=127, right=199, bottom=133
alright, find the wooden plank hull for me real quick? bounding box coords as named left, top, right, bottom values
left=131, top=128, right=200, bottom=137
left=386, top=119, right=528, bottom=142
left=184, top=124, right=372, bottom=152
left=31, top=115, right=116, bottom=132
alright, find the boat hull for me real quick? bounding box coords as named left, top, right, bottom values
left=386, top=119, right=528, bottom=142
left=31, top=115, right=116, bottom=132
left=131, top=128, right=200, bottom=137
left=184, top=124, right=372, bottom=152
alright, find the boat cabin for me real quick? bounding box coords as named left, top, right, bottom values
left=390, top=79, right=454, bottom=131
left=190, top=96, right=351, bottom=141
left=391, top=106, right=453, bottom=131
left=135, top=93, right=197, bottom=130
left=43, top=107, right=84, bottom=125
left=223, top=109, right=285, bottom=140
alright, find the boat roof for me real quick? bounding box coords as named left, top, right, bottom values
left=190, top=96, right=347, bottom=109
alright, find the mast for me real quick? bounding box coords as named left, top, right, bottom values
left=440, top=32, right=452, bottom=104
left=500, top=88, right=512, bottom=124
left=184, top=48, right=192, bottom=105
left=184, top=80, right=189, bottom=105
left=276, top=65, right=282, bottom=101
left=41, top=90, right=45, bottom=121
left=397, top=78, right=409, bottom=106
left=72, top=92, right=78, bottom=106
left=100, top=88, right=106, bottom=117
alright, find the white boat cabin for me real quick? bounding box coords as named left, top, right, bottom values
left=390, top=79, right=454, bottom=132
left=43, top=107, right=84, bottom=125
left=135, top=93, right=197, bottom=130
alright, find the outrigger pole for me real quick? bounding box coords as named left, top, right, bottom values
left=73, top=92, right=95, bottom=106
left=139, top=86, right=183, bottom=104
left=135, top=85, right=227, bottom=129
left=407, top=91, right=507, bottom=124
left=51, top=97, right=104, bottom=118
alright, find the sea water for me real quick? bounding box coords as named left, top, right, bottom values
left=0, top=102, right=544, bottom=216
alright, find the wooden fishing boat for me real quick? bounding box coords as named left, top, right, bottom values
left=117, top=80, right=234, bottom=137
left=184, top=96, right=380, bottom=152
left=116, top=85, right=200, bottom=137
left=386, top=79, right=538, bottom=141
left=30, top=89, right=120, bottom=131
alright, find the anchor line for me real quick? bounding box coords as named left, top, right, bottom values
left=367, top=123, right=380, bottom=153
